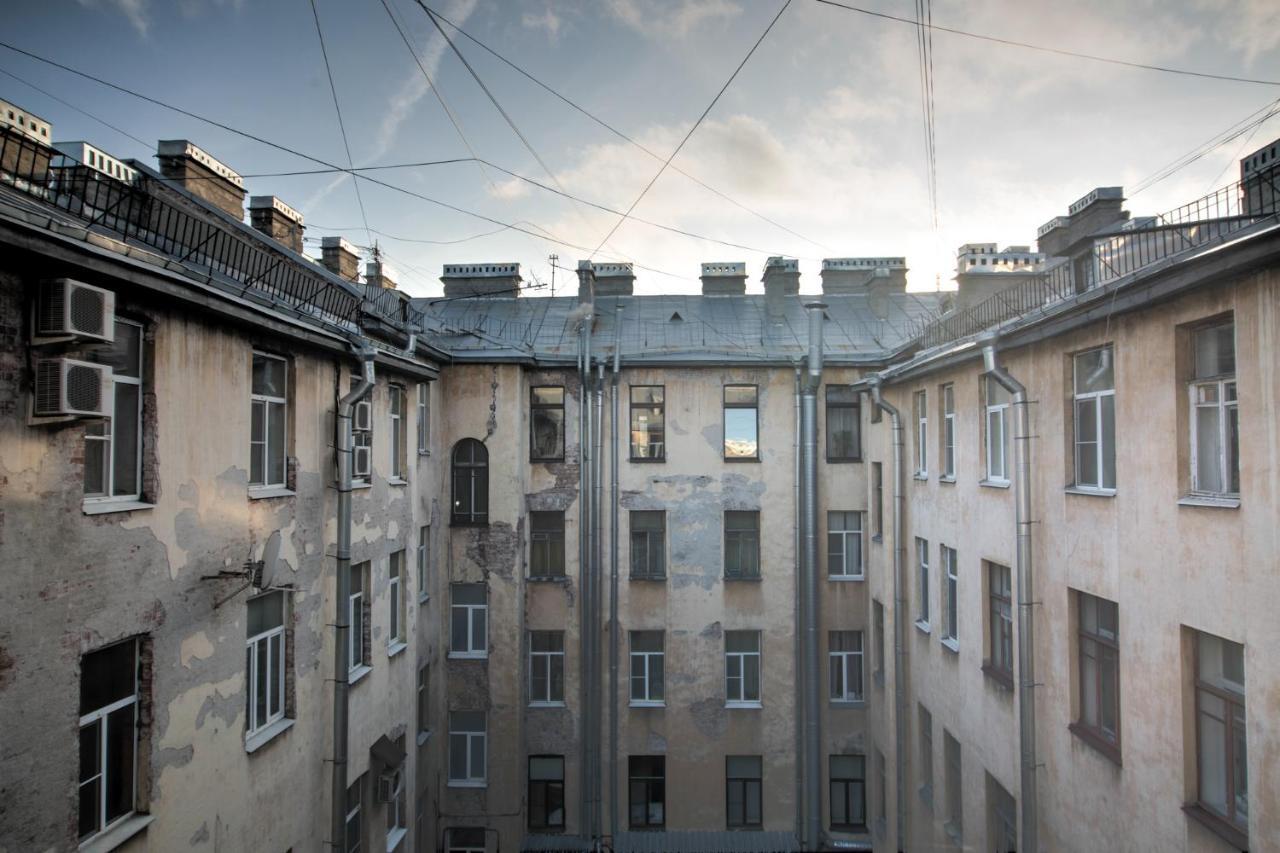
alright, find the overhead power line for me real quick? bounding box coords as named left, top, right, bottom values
left=0, top=65, right=151, bottom=149
left=419, top=1, right=829, bottom=251
left=813, top=0, right=1280, bottom=87
left=1131, top=97, right=1280, bottom=195
left=589, top=0, right=793, bottom=259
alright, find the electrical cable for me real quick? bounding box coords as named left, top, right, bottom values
left=0, top=65, right=151, bottom=149
left=1131, top=98, right=1280, bottom=195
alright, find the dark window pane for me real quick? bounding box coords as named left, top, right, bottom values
left=104, top=704, right=135, bottom=823
left=80, top=641, right=136, bottom=714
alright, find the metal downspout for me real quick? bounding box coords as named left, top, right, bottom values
left=577, top=318, right=592, bottom=839
left=982, top=338, right=1038, bottom=853
left=792, top=364, right=804, bottom=844
left=593, top=360, right=605, bottom=841
left=800, top=303, right=825, bottom=851
left=870, top=377, right=908, bottom=852
left=331, top=344, right=375, bottom=851
left=609, top=312, right=622, bottom=842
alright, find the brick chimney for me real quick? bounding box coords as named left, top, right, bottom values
left=700, top=262, right=746, bottom=295
left=156, top=140, right=245, bottom=220
left=441, top=263, right=521, bottom=298
left=761, top=256, right=799, bottom=322
left=575, top=261, right=596, bottom=303
left=592, top=262, right=634, bottom=297
left=321, top=236, right=361, bottom=282
left=820, top=258, right=907, bottom=294
left=365, top=259, right=398, bottom=290
left=248, top=195, right=305, bottom=254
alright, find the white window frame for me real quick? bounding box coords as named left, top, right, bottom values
left=388, top=551, right=405, bottom=651
left=629, top=631, right=665, bottom=707
left=386, top=768, right=406, bottom=849
left=250, top=351, right=288, bottom=490
left=389, top=385, right=406, bottom=481
left=417, top=525, right=429, bottom=603
left=828, top=511, right=864, bottom=580
left=916, top=537, right=930, bottom=628
left=943, top=546, right=959, bottom=646
left=1189, top=323, right=1238, bottom=497
left=78, top=641, right=140, bottom=842
left=914, top=389, right=928, bottom=476
left=1072, top=346, right=1116, bottom=491
left=349, top=563, right=369, bottom=676
left=985, top=377, right=1009, bottom=484
left=942, top=383, right=956, bottom=479
left=417, top=665, right=429, bottom=736
left=345, top=778, right=362, bottom=853
left=725, top=630, right=762, bottom=707
left=246, top=591, right=286, bottom=736
left=416, top=381, right=429, bottom=455
left=450, top=585, right=488, bottom=659
left=529, top=630, right=566, bottom=706
left=829, top=630, right=864, bottom=703
left=84, top=318, right=144, bottom=503
left=448, top=712, right=487, bottom=786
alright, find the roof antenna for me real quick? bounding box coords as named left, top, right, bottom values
left=549, top=253, right=558, bottom=297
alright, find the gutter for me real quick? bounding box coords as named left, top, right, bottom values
left=868, top=376, right=908, bottom=852
left=799, top=302, right=825, bottom=851
left=981, top=336, right=1038, bottom=853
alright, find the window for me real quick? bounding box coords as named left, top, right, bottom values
left=944, top=731, right=962, bottom=841
left=829, top=630, right=864, bottom=703
left=529, top=756, right=566, bottom=830
left=629, top=631, right=664, bottom=705
left=446, top=828, right=486, bottom=853
left=530, top=386, right=565, bottom=461
left=529, top=631, right=565, bottom=705
left=875, top=749, right=887, bottom=834
left=246, top=591, right=286, bottom=736
left=941, top=383, right=955, bottom=478
left=450, top=584, right=487, bottom=658
left=451, top=439, right=488, bottom=525
left=529, top=511, right=566, bottom=578
left=1189, top=321, right=1239, bottom=496
left=825, top=385, right=860, bottom=461
left=349, top=563, right=370, bottom=674
left=417, top=525, right=429, bottom=603
left=829, top=755, right=866, bottom=832
left=827, top=511, right=863, bottom=579
left=386, top=766, right=406, bottom=846
left=85, top=318, right=144, bottom=501
left=351, top=375, right=372, bottom=484
left=871, top=462, right=883, bottom=538
left=873, top=601, right=885, bottom=687
left=914, top=389, right=928, bottom=476
left=724, top=511, right=760, bottom=579
left=389, top=551, right=405, bottom=649
left=416, top=382, right=429, bottom=454
left=725, top=630, right=762, bottom=706
left=985, top=376, right=1010, bottom=482
left=916, top=538, right=930, bottom=626
left=417, top=665, right=429, bottom=736
left=629, top=756, right=665, bottom=828
left=1074, top=592, right=1119, bottom=755
left=250, top=352, right=288, bottom=489
left=726, top=756, right=763, bottom=828
left=344, top=777, right=363, bottom=853
left=723, top=385, right=759, bottom=459
left=630, top=385, right=665, bottom=460
left=630, top=511, right=666, bottom=579
left=448, top=711, right=486, bottom=785
left=78, top=639, right=140, bottom=841
left=390, top=385, right=406, bottom=480
left=1193, top=631, right=1247, bottom=835
left=989, top=775, right=1016, bottom=853
left=986, top=562, right=1013, bottom=684
left=1073, top=346, right=1116, bottom=490
left=918, top=705, right=934, bottom=804
left=942, top=546, right=958, bottom=645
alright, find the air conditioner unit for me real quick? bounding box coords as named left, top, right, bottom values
left=34, top=279, right=115, bottom=343
left=375, top=769, right=401, bottom=804
left=354, top=399, right=372, bottom=432
left=353, top=445, right=372, bottom=479
left=33, top=358, right=113, bottom=417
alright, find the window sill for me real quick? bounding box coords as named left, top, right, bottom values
left=724, top=457, right=761, bottom=463
left=1065, top=485, right=1116, bottom=498
left=450, top=520, right=489, bottom=528
left=349, top=663, right=373, bottom=686
left=871, top=534, right=883, bottom=544
left=725, top=701, right=762, bottom=709
left=1068, top=722, right=1122, bottom=766
left=350, top=481, right=372, bottom=491
left=416, top=729, right=432, bottom=747
left=913, top=472, right=928, bottom=481
left=830, top=699, right=867, bottom=709
left=79, top=813, right=155, bottom=853
left=448, top=652, right=487, bottom=661
left=828, top=575, right=865, bottom=583
left=528, top=575, right=571, bottom=583
left=245, top=717, right=294, bottom=753
left=979, top=478, right=1011, bottom=490
left=723, top=575, right=763, bottom=583
left=386, top=826, right=408, bottom=852
left=825, top=457, right=862, bottom=464
left=1178, top=494, right=1241, bottom=510
left=629, top=701, right=665, bottom=709
left=629, top=575, right=668, bottom=583
left=387, top=641, right=407, bottom=658
left=940, top=636, right=960, bottom=654
left=82, top=499, right=154, bottom=516
left=939, top=475, right=956, bottom=484
left=248, top=486, right=295, bottom=500
left=388, top=477, right=409, bottom=487
left=629, top=457, right=667, bottom=464
left=529, top=701, right=567, bottom=709
left=447, top=780, right=488, bottom=789
left=418, top=593, right=430, bottom=605
left=914, top=619, right=931, bottom=635
left=1183, top=803, right=1248, bottom=851
left=982, top=663, right=1015, bottom=691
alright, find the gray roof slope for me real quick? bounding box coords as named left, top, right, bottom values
left=415, top=291, right=945, bottom=365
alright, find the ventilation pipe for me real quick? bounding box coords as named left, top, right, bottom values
left=609, top=308, right=623, bottom=842
left=799, top=302, right=826, bottom=851
left=331, top=344, right=375, bottom=851
left=869, top=376, right=908, bottom=851
left=981, top=337, right=1038, bottom=853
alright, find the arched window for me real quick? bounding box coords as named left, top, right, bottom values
left=452, top=439, right=489, bottom=525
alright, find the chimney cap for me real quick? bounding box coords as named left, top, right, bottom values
left=156, top=140, right=244, bottom=187
left=1066, top=186, right=1123, bottom=215
left=701, top=262, right=746, bottom=277
left=321, top=235, right=360, bottom=254
left=592, top=262, right=634, bottom=278
left=249, top=195, right=304, bottom=224
left=822, top=257, right=906, bottom=270
left=365, top=260, right=397, bottom=282
left=442, top=263, right=521, bottom=278
left=763, top=256, right=799, bottom=274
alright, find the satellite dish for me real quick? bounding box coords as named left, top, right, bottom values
left=255, top=530, right=282, bottom=590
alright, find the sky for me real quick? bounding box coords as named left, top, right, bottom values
left=3, top=0, right=1279, bottom=297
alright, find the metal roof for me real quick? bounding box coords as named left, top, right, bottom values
left=416, top=291, right=946, bottom=366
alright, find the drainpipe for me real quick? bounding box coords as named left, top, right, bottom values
left=800, top=302, right=825, bottom=852
left=609, top=309, right=622, bottom=842
left=869, top=376, right=908, bottom=852
left=981, top=336, right=1038, bottom=853
left=577, top=316, right=593, bottom=839
left=593, top=359, right=605, bottom=840
left=331, top=344, right=375, bottom=851
left=792, top=364, right=804, bottom=843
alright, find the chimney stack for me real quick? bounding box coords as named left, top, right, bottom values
left=576, top=260, right=596, bottom=303
left=592, top=262, right=634, bottom=297
left=820, top=258, right=907, bottom=294
left=762, top=256, right=799, bottom=322
left=365, top=259, right=398, bottom=290
left=156, top=140, right=245, bottom=220
left=441, top=263, right=522, bottom=298
left=248, top=195, right=305, bottom=254
left=321, top=236, right=361, bottom=282
left=700, top=262, right=747, bottom=295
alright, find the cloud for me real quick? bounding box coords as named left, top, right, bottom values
left=487, top=177, right=532, bottom=201
left=605, top=0, right=741, bottom=39
left=1196, top=0, right=1280, bottom=64
left=522, top=6, right=563, bottom=41
left=78, top=0, right=151, bottom=37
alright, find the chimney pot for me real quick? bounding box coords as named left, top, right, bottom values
left=321, top=236, right=361, bottom=282
left=156, top=139, right=245, bottom=220
left=248, top=195, right=305, bottom=254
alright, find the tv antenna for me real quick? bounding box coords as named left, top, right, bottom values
left=201, top=530, right=291, bottom=608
